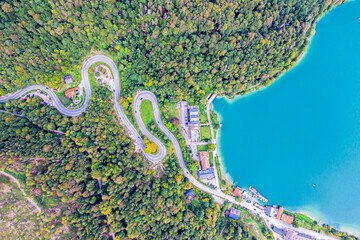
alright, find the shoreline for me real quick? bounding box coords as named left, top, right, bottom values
left=210, top=0, right=359, bottom=236
left=211, top=107, right=234, bottom=186
left=213, top=94, right=360, bottom=237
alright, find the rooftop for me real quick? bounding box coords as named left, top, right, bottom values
left=273, top=226, right=284, bottom=236
left=229, top=208, right=241, bottom=220
left=233, top=187, right=242, bottom=196
left=185, top=189, right=195, bottom=199
left=200, top=151, right=210, bottom=170
left=265, top=206, right=279, bottom=217
left=198, top=168, right=214, bottom=180
left=64, top=75, right=73, bottom=84
left=281, top=214, right=294, bottom=224
left=65, top=87, right=79, bottom=98
left=276, top=206, right=284, bottom=220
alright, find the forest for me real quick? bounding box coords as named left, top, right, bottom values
left=0, top=0, right=347, bottom=101
left=0, top=84, right=274, bottom=239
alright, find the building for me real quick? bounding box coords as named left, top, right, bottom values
left=285, top=230, right=314, bottom=240
left=274, top=206, right=294, bottom=224
left=276, top=206, right=284, bottom=220
left=64, top=75, right=73, bottom=85
left=189, top=105, right=199, bottom=126
left=200, top=151, right=210, bottom=170
left=233, top=187, right=243, bottom=196
left=281, top=214, right=294, bottom=224
left=65, top=87, right=79, bottom=98
left=198, top=168, right=215, bottom=180
left=185, top=189, right=195, bottom=200
left=273, top=226, right=284, bottom=236
left=228, top=207, right=241, bottom=220
left=265, top=206, right=279, bottom=217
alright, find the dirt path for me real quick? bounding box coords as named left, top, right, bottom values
left=250, top=223, right=260, bottom=236
left=0, top=171, right=42, bottom=213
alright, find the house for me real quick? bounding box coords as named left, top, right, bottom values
left=185, top=189, right=195, bottom=200
left=276, top=206, right=284, bottom=220
left=233, top=187, right=243, bottom=196
left=281, top=214, right=294, bottom=224
left=198, top=168, right=215, bottom=180
left=273, top=226, right=284, bottom=236
left=65, top=87, right=79, bottom=98
left=64, top=75, right=73, bottom=85
left=285, top=230, right=314, bottom=240
left=274, top=206, right=294, bottom=224
left=228, top=207, right=241, bottom=220
left=265, top=206, right=279, bottom=217
left=200, top=151, right=210, bottom=170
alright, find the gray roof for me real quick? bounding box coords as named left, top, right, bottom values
left=229, top=212, right=239, bottom=220
left=64, top=75, right=73, bottom=84
left=273, top=226, right=284, bottom=236
left=199, top=168, right=214, bottom=175
left=198, top=168, right=214, bottom=180
left=265, top=206, right=272, bottom=216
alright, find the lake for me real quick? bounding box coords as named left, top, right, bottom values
left=213, top=0, right=360, bottom=235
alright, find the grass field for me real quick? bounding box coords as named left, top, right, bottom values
left=197, top=145, right=209, bottom=152
left=200, top=126, right=211, bottom=141
left=140, top=100, right=155, bottom=126
left=296, top=213, right=313, bottom=223
left=163, top=102, right=178, bottom=120
left=199, top=104, right=208, bottom=123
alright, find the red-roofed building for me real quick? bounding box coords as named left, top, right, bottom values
left=233, top=187, right=243, bottom=196
left=281, top=214, right=294, bottom=224
left=276, top=206, right=284, bottom=220
left=65, top=87, right=79, bottom=98
left=200, top=151, right=210, bottom=170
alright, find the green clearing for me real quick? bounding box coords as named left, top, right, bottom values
left=199, top=104, right=208, bottom=123
left=296, top=213, right=313, bottom=223
left=197, top=145, right=209, bottom=152
left=55, top=91, right=72, bottom=107
left=284, top=210, right=296, bottom=217
left=163, top=102, right=178, bottom=120
left=200, top=126, right=211, bottom=141
left=140, top=100, right=155, bottom=127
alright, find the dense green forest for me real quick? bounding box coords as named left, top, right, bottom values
left=0, top=0, right=346, bottom=100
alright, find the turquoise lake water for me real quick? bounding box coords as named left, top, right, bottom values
left=213, top=1, right=360, bottom=235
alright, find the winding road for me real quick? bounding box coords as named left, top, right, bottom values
left=0, top=54, right=337, bottom=240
